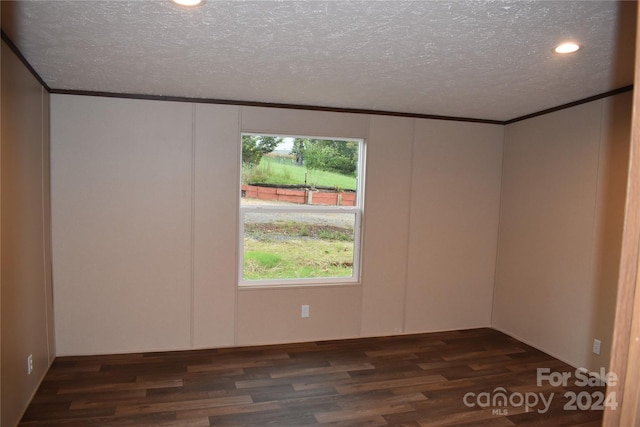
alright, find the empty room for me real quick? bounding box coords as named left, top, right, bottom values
left=2, top=1, right=640, bottom=426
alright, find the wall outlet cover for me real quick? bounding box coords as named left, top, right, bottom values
left=593, top=339, right=601, bottom=355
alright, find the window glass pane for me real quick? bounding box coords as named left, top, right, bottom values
left=242, top=211, right=356, bottom=281
left=241, top=136, right=359, bottom=207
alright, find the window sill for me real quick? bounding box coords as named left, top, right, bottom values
left=237, top=281, right=362, bottom=291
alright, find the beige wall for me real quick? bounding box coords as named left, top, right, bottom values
left=1, top=40, right=54, bottom=427
left=587, top=93, right=632, bottom=370
left=193, top=104, right=239, bottom=348
left=51, top=96, right=193, bottom=355
left=360, top=115, right=414, bottom=336
left=51, top=94, right=505, bottom=355
left=237, top=286, right=363, bottom=345
left=406, top=120, right=504, bottom=332
left=493, top=92, right=632, bottom=372
left=49, top=89, right=632, bottom=375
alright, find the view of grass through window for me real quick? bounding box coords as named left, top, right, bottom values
left=240, top=135, right=363, bottom=284
left=243, top=156, right=357, bottom=190
left=243, top=212, right=355, bottom=280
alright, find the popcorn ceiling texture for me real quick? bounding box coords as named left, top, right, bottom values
left=3, top=0, right=634, bottom=121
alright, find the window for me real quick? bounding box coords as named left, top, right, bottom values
left=239, top=134, right=365, bottom=286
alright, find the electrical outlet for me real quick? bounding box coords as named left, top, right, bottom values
left=301, top=305, right=310, bottom=318
left=593, top=339, right=601, bottom=355
left=27, top=354, right=33, bottom=375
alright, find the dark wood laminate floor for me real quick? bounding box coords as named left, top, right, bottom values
left=20, top=328, right=606, bottom=426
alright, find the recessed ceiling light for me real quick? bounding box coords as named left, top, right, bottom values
left=172, top=0, right=202, bottom=6
left=554, top=42, right=580, bottom=54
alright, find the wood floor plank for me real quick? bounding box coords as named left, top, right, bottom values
left=173, top=400, right=282, bottom=419
left=315, top=401, right=416, bottom=423
left=269, top=362, right=375, bottom=379
left=19, top=328, right=606, bottom=426
left=57, top=378, right=184, bottom=395
left=114, top=395, right=254, bottom=416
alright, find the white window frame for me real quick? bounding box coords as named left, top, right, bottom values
left=238, top=133, right=366, bottom=287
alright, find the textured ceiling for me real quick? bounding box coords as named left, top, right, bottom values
left=2, top=0, right=636, bottom=121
